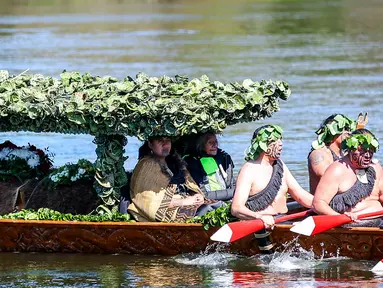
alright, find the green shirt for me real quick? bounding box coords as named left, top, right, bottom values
left=200, top=157, right=226, bottom=191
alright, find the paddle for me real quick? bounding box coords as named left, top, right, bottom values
left=371, top=259, right=383, bottom=272
left=290, top=209, right=383, bottom=236
left=210, top=209, right=313, bottom=243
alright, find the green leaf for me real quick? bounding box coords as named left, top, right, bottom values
left=371, top=139, right=379, bottom=148
left=327, top=123, right=337, bottom=135
left=311, top=140, right=322, bottom=150
left=259, top=141, right=268, bottom=151
left=0, top=70, right=9, bottom=82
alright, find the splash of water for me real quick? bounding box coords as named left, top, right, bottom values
left=252, top=236, right=321, bottom=271
left=254, top=236, right=349, bottom=272
left=270, top=237, right=318, bottom=271
left=173, top=242, right=239, bottom=266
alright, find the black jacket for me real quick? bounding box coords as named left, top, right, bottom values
left=184, top=149, right=235, bottom=201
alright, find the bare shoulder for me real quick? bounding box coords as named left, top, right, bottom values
left=281, top=160, right=290, bottom=173
left=238, top=162, right=257, bottom=177
left=308, top=148, right=329, bottom=166
left=325, top=160, right=347, bottom=177
left=280, top=161, right=296, bottom=183
left=238, top=162, right=264, bottom=183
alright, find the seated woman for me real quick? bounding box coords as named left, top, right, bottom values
left=183, top=132, right=235, bottom=201
left=128, top=136, right=220, bottom=222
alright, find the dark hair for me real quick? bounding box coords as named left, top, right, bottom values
left=137, top=137, right=187, bottom=177
left=166, top=152, right=188, bottom=176
left=319, top=114, right=344, bottom=128
left=252, top=125, right=273, bottom=140
left=352, top=128, right=376, bottom=138
left=138, top=137, right=171, bottom=160
left=138, top=141, right=151, bottom=160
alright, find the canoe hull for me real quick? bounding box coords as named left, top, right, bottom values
left=1, top=220, right=382, bottom=260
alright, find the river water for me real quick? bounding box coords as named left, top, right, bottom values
left=1, top=0, right=383, bottom=286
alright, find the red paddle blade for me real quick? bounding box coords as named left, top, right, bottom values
left=290, top=214, right=351, bottom=236
left=210, top=210, right=313, bottom=243
left=290, top=209, right=383, bottom=236
left=371, top=259, right=383, bottom=272
left=210, top=220, right=265, bottom=243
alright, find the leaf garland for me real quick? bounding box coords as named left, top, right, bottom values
left=312, top=114, right=356, bottom=149
left=0, top=208, right=134, bottom=222
left=93, top=135, right=128, bottom=212
left=187, top=203, right=237, bottom=230
left=245, top=125, right=283, bottom=161
left=0, top=70, right=290, bottom=140
left=342, top=133, right=379, bottom=152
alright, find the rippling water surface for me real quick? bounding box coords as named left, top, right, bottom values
left=1, top=0, right=383, bottom=286
left=1, top=249, right=383, bottom=287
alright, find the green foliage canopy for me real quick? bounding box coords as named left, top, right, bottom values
left=0, top=70, right=290, bottom=139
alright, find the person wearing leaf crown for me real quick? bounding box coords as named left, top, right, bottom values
left=128, top=136, right=223, bottom=222
left=308, top=114, right=357, bottom=193
left=312, top=128, right=383, bottom=226
left=231, top=125, right=313, bottom=228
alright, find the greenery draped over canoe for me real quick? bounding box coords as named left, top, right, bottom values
left=0, top=70, right=290, bottom=138
left=0, top=70, right=291, bottom=213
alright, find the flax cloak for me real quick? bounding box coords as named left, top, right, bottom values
left=128, top=156, right=204, bottom=222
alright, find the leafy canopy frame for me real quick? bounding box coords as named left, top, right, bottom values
left=0, top=70, right=291, bottom=212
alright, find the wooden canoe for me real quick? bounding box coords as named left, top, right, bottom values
left=0, top=219, right=382, bottom=260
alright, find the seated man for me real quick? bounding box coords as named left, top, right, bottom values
left=231, top=125, right=313, bottom=228
left=184, top=132, right=235, bottom=201
left=312, top=129, right=383, bottom=226
left=128, top=136, right=220, bottom=222
left=308, top=114, right=356, bottom=193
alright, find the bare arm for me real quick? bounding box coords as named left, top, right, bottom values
left=308, top=149, right=331, bottom=177
left=312, top=163, right=342, bottom=215
left=308, top=149, right=332, bottom=193
left=169, top=198, right=184, bottom=208
left=376, top=163, right=383, bottom=203
left=284, top=163, right=313, bottom=208
left=231, top=165, right=262, bottom=220
left=379, top=181, right=383, bottom=204
left=169, top=194, right=204, bottom=208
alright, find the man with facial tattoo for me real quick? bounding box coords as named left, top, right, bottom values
left=312, top=129, right=383, bottom=226
left=231, top=125, right=314, bottom=229
left=308, top=114, right=356, bottom=194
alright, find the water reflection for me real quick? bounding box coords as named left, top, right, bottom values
left=1, top=250, right=383, bottom=287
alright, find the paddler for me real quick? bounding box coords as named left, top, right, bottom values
left=231, top=125, right=313, bottom=228
left=308, top=114, right=357, bottom=193
left=312, top=128, right=383, bottom=226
